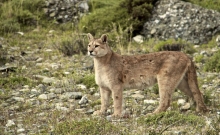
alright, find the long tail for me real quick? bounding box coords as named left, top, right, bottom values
left=187, top=59, right=208, bottom=112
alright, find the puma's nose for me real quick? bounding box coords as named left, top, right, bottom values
left=89, top=51, right=93, bottom=54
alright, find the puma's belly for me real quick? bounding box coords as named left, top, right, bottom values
left=123, top=75, right=157, bottom=89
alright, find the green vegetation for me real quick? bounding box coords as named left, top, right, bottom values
left=79, top=0, right=157, bottom=36
left=194, top=54, right=204, bottom=63
left=138, top=111, right=205, bottom=134
left=183, top=0, right=220, bottom=12
left=79, top=74, right=97, bottom=89
left=53, top=118, right=127, bottom=135
left=153, top=38, right=196, bottom=54
left=204, top=50, right=220, bottom=72
left=0, top=0, right=45, bottom=35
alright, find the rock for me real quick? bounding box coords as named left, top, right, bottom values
left=177, top=99, right=186, bottom=106
left=38, top=94, right=48, bottom=100
left=131, top=93, right=145, bottom=100
left=181, top=103, right=191, bottom=110
left=42, top=77, right=57, bottom=84
left=143, top=0, right=220, bottom=45
left=6, top=120, right=15, bottom=127
left=85, top=109, right=94, bottom=114
left=144, top=99, right=158, bottom=104
left=17, top=128, right=25, bottom=133
left=47, top=93, right=56, bottom=99
left=146, top=105, right=155, bottom=111
left=77, top=84, right=87, bottom=90
left=64, top=92, right=82, bottom=99
left=12, top=97, right=25, bottom=102
left=78, top=95, right=88, bottom=105
left=133, top=35, right=144, bottom=43
left=54, top=88, right=64, bottom=94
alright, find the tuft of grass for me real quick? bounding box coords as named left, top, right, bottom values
left=204, top=50, right=220, bottom=72
left=52, top=32, right=88, bottom=56
left=194, top=54, right=204, bottom=63
left=153, top=38, right=196, bottom=54
left=138, top=111, right=205, bottom=134
left=79, top=74, right=97, bottom=89
left=0, top=76, right=36, bottom=90
left=53, top=117, right=128, bottom=135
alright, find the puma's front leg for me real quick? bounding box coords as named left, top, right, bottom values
left=111, top=86, right=123, bottom=117
left=93, top=86, right=111, bottom=116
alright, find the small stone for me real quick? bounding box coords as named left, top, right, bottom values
left=144, top=99, right=158, bottom=104
left=6, top=120, right=15, bottom=127
left=36, top=57, right=43, bottom=62
left=177, top=99, right=186, bottom=106
left=77, top=84, right=87, bottom=90
left=181, top=103, right=191, bottom=110
left=85, top=109, right=94, bottom=114
left=42, top=77, right=56, bottom=84
left=78, top=95, right=88, bottom=105
left=146, top=105, right=155, bottom=111
left=64, top=92, right=82, bottom=99
left=17, top=128, right=25, bottom=133
left=54, top=88, right=64, bottom=94
left=133, top=35, right=144, bottom=43
left=12, top=97, right=25, bottom=102
left=38, top=94, right=48, bottom=100
left=131, top=93, right=144, bottom=100
left=47, top=93, right=56, bottom=99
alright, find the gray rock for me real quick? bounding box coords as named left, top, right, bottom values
left=64, top=92, right=82, bottom=99
left=78, top=95, right=88, bottom=105
left=177, top=99, right=186, bottom=106
left=47, top=93, right=56, bottom=99
left=143, top=0, right=220, bottom=45
left=17, top=128, right=25, bottom=133
left=133, top=35, right=144, bottom=43
left=144, top=99, right=158, bottom=105
left=38, top=94, right=48, bottom=100
left=6, top=120, right=15, bottom=127
left=12, top=97, right=25, bottom=102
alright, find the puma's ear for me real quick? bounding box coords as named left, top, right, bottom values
left=101, top=34, right=107, bottom=43
left=87, top=33, right=94, bottom=41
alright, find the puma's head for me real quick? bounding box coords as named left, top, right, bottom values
left=87, top=33, right=109, bottom=57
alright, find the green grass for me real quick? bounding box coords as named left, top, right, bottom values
left=53, top=117, right=127, bottom=135
left=183, top=0, right=220, bottom=12
left=204, top=50, right=220, bottom=72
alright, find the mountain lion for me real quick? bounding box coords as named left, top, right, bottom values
left=87, top=33, right=207, bottom=117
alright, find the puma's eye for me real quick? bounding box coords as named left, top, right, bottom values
left=88, top=45, right=91, bottom=47
left=95, top=45, right=99, bottom=48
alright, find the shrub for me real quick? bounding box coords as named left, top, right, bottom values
left=79, top=0, right=157, bottom=36
left=204, top=50, right=220, bottom=72
left=153, top=39, right=196, bottom=54
left=53, top=118, right=127, bottom=134
left=53, top=34, right=88, bottom=56
left=0, top=0, right=45, bottom=34
left=79, top=74, right=97, bottom=89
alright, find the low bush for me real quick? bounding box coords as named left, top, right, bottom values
left=79, top=0, right=158, bottom=36
left=204, top=50, right=220, bottom=72
left=53, top=117, right=127, bottom=135
left=153, top=39, right=196, bottom=54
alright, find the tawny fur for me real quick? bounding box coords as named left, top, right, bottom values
left=87, top=33, right=208, bottom=117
